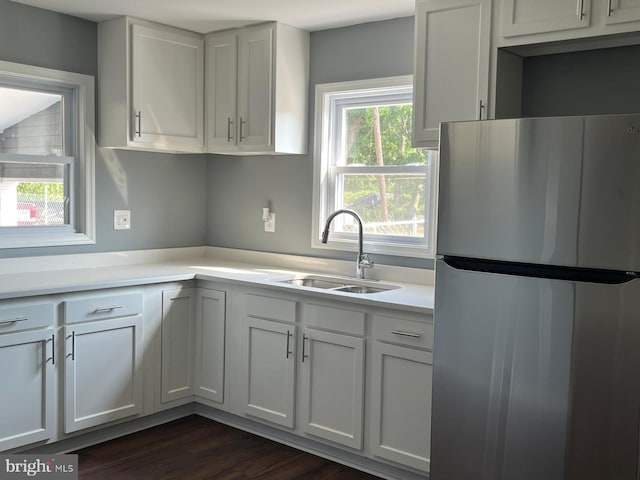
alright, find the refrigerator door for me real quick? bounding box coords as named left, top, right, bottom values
left=438, top=114, right=640, bottom=272
left=432, top=260, right=640, bottom=480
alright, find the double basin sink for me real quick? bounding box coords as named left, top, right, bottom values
left=278, top=274, right=400, bottom=295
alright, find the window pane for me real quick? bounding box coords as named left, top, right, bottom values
left=0, top=162, right=68, bottom=227
left=343, top=104, right=429, bottom=167
left=0, top=86, right=63, bottom=156
left=337, top=173, right=429, bottom=238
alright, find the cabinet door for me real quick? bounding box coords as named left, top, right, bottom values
left=300, top=328, right=365, bottom=450
left=501, top=0, right=591, bottom=37
left=605, top=0, right=640, bottom=25
left=413, top=0, right=491, bottom=148
left=0, top=329, right=55, bottom=450
left=243, top=317, right=296, bottom=427
left=205, top=32, right=238, bottom=152
left=64, top=316, right=143, bottom=433
left=161, top=288, right=196, bottom=403
left=370, top=342, right=432, bottom=472
left=131, top=24, right=204, bottom=151
left=237, top=24, right=273, bottom=149
left=195, top=288, right=226, bottom=404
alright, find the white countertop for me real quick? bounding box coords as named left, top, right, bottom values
left=0, top=247, right=434, bottom=313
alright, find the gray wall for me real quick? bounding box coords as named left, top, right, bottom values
left=0, top=0, right=207, bottom=258
left=521, top=45, right=640, bottom=117
left=206, top=16, right=431, bottom=269
left=0, top=3, right=421, bottom=267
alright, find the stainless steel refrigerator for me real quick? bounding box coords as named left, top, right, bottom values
left=432, top=114, right=640, bottom=480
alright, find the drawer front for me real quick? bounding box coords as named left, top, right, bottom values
left=64, top=290, right=143, bottom=324
left=373, top=314, right=433, bottom=350
left=245, top=294, right=296, bottom=323
left=0, top=301, right=55, bottom=334
left=304, top=303, right=365, bottom=336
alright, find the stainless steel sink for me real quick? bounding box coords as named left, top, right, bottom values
left=332, top=285, right=390, bottom=294
left=277, top=275, right=399, bottom=294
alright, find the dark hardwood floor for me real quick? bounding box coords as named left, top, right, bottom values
left=73, top=415, right=381, bottom=479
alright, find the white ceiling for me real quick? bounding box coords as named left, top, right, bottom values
left=10, top=0, right=415, bottom=33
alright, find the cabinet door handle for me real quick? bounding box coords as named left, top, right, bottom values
left=93, top=305, right=124, bottom=314
left=391, top=330, right=422, bottom=339
left=0, top=316, right=28, bottom=326
left=49, top=333, right=55, bottom=365
left=478, top=99, right=485, bottom=120
left=70, top=331, right=76, bottom=361
left=227, top=117, right=234, bottom=142
left=239, top=117, right=246, bottom=142
left=302, top=333, right=309, bottom=362
left=607, top=0, right=613, bottom=16
left=577, top=0, right=585, bottom=20
left=135, top=111, right=142, bottom=137
left=285, top=330, right=292, bottom=359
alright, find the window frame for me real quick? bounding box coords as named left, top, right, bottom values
left=312, top=75, right=438, bottom=259
left=0, top=60, right=95, bottom=248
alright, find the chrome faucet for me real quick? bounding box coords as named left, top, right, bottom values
left=321, top=209, right=374, bottom=279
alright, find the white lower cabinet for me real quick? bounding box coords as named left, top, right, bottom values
left=63, top=290, right=144, bottom=433
left=242, top=294, right=297, bottom=427
left=299, top=303, right=366, bottom=450
left=63, top=316, right=143, bottom=433
left=300, top=327, right=365, bottom=449
left=194, top=288, right=226, bottom=404
left=161, top=287, right=196, bottom=404
left=369, top=313, right=433, bottom=473
left=0, top=299, right=56, bottom=450
left=370, top=342, right=432, bottom=471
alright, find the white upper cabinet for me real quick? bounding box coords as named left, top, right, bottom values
left=502, top=0, right=591, bottom=37
left=412, top=0, right=491, bottom=148
left=98, top=17, right=204, bottom=153
left=205, top=23, right=309, bottom=155
left=605, top=0, right=640, bottom=24
left=499, top=0, right=640, bottom=45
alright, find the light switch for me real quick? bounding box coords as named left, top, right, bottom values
left=114, top=210, right=131, bottom=230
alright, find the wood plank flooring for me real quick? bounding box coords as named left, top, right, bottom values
left=73, top=415, right=381, bottom=480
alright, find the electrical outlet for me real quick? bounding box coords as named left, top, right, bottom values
left=114, top=210, right=131, bottom=230
left=264, top=213, right=275, bottom=233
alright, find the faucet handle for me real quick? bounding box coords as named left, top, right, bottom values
left=359, top=253, right=374, bottom=269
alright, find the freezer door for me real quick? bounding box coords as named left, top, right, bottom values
left=438, top=114, right=640, bottom=271
left=432, top=260, right=640, bottom=480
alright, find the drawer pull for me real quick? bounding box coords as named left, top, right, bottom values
left=93, top=305, right=124, bottom=314
left=0, top=317, right=28, bottom=326
left=391, top=330, right=422, bottom=339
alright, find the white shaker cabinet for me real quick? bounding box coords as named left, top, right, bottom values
left=194, top=288, right=226, bottom=405
left=0, top=301, right=55, bottom=451
left=299, top=304, right=365, bottom=450
left=63, top=290, right=144, bottom=433
left=412, top=0, right=491, bottom=148
left=205, top=22, right=309, bottom=155
left=241, top=294, right=297, bottom=428
left=501, top=0, right=591, bottom=37
left=98, top=17, right=204, bottom=153
left=161, top=287, right=196, bottom=404
left=605, top=0, right=640, bottom=25
left=369, top=313, right=433, bottom=472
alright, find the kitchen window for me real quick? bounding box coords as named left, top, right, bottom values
left=0, top=60, right=95, bottom=248
left=312, top=76, right=438, bottom=258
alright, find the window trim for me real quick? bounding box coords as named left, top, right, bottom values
left=0, top=60, right=95, bottom=248
left=312, top=75, right=438, bottom=259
